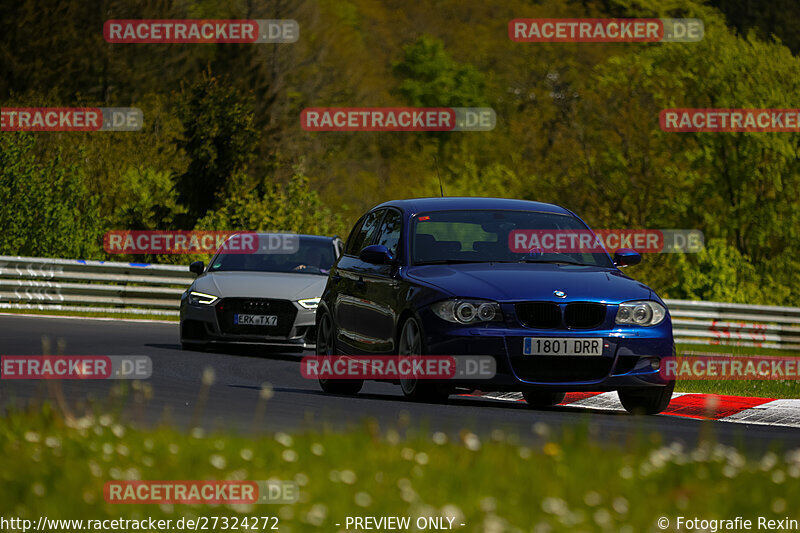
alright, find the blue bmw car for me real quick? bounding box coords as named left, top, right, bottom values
left=316, top=197, right=675, bottom=414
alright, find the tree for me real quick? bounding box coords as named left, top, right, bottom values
left=539, top=2, right=800, bottom=302
left=392, top=35, right=486, bottom=108
left=110, top=167, right=186, bottom=230
left=175, top=71, right=259, bottom=224
left=196, top=169, right=344, bottom=237
left=0, top=134, right=102, bottom=258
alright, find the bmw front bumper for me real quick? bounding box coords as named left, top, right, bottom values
left=418, top=304, right=674, bottom=392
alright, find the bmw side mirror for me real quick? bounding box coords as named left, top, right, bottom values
left=613, top=249, right=641, bottom=268
left=189, top=261, right=205, bottom=275
left=359, top=244, right=394, bottom=265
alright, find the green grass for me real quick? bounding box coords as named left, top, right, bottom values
left=2, top=403, right=800, bottom=532
left=677, top=343, right=800, bottom=358
left=675, top=343, right=800, bottom=398
left=675, top=377, right=800, bottom=399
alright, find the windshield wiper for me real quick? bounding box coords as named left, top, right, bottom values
left=515, top=258, right=592, bottom=266
left=490, top=259, right=593, bottom=266
left=415, top=259, right=597, bottom=267
left=414, top=259, right=492, bottom=265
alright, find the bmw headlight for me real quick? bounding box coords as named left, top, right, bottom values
left=615, top=300, right=666, bottom=326
left=432, top=299, right=503, bottom=324
left=188, top=291, right=219, bottom=305
left=297, top=297, right=320, bottom=310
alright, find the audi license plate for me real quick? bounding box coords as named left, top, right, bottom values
left=524, top=337, right=603, bottom=356
left=234, top=314, right=278, bottom=326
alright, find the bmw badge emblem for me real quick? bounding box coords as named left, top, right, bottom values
left=554, top=290, right=567, bottom=298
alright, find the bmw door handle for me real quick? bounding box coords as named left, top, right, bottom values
left=355, top=277, right=366, bottom=288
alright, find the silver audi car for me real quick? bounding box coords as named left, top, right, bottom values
left=180, top=233, right=343, bottom=351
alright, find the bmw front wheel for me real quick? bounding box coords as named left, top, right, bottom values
left=397, top=317, right=449, bottom=403
left=618, top=381, right=675, bottom=415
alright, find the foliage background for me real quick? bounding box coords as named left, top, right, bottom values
left=0, top=0, right=797, bottom=305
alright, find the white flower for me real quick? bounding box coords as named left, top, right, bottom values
left=541, top=497, right=567, bottom=516
left=275, top=432, right=293, bottom=447
left=340, top=470, right=357, bottom=484
left=305, top=504, right=327, bottom=526
left=583, top=491, right=601, bottom=506
left=462, top=432, right=480, bottom=451
left=441, top=504, right=464, bottom=524
left=260, top=383, right=274, bottom=400
left=612, top=497, right=629, bottom=515
left=355, top=492, right=372, bottom=507
left=282, top=450, right=298, bottom=463
left=210, top=454, right=227, bottom=469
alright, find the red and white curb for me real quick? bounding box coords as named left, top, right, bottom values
left=465, top=391, right=800, bottom=428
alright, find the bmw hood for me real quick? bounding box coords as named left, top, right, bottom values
left=192, top=271, right=328, bottom=300
left=407, top=263, right=653, bottom=303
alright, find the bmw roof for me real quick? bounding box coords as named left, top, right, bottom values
left=374, top=197, right=573, bottom=216
left=251, top=233, right=337, bottom=241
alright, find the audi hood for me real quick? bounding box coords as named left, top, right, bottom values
left=191, top=271, right=328, bottom=300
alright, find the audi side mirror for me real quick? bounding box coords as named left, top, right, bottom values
left=189, top=261, right=205, bottom=275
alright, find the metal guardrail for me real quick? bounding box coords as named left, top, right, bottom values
left=0, top=255, right=193, bottom=317
left=0, top=255, right=798, bottom=350
left=666, top=299, right=800, bottom=350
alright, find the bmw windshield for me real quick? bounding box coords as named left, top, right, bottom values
left=412, top=210, right=615, bottom=267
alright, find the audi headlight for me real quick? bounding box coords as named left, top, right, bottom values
left=297, top=297, right=320, bottom=310
left=188, top=291, right=219, bottom=305
left=432, top=299, right=503, bottom=324
left=615, top=300, right=666, bottom=326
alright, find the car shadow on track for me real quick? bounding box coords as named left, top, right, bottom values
left=146, top=342, right=307, bottom=362
left=145, top=343, right=184, bottom=351
left=226, top=381, right=630, bottom=417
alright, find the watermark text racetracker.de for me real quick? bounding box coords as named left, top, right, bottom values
left=660, top=356, right=800, bottom=381
left=661, top=108, right=800, bottom=132
left=0, top=108, right=142, bottom=131
left=104, top=19, right=298, bottom=43
left=104, top=480, right=297, bottom=504
left=103, top=230, right=300, bottom=255
left=301, top=107, right=496, bottom=131
left=301, top=355, right=496, bottom=380
left=508, top=229, right=704, bottom=254
left=509, top=18, right=703, bottom=42
left=1, top=355, right=151, bottom=380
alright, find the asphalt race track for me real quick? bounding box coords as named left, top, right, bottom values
left=2, top=314, right=799, bottom=451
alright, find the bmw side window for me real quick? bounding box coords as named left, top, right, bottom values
left=343, top=217, right=365, bottom=256
left=375, top=209, right=402, bottom=258
left=345, top=209, right=384, bottom=256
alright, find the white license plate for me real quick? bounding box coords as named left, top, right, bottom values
left=524, top=337, right=603, bottom=356
left=234, top=314, right=278, bottom=326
